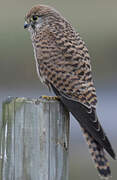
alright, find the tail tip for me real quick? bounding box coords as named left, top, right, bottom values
left=113, top=153, right=116, bottom=160
left=98, top=166, right=112, bottom=180
left=110, top=149, right=116, bottom=160
left=99, top=174, right=112, bottom=180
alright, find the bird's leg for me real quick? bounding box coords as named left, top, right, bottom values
left=40, top=95, right=60, bottom=101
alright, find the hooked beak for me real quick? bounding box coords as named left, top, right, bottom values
left=24, top=21, right=30, bottom=29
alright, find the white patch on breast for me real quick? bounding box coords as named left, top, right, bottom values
left=28, top=26, right=46, bottom=84
left=32, top=41, right=46, bottom=84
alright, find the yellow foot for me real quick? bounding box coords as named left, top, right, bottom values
left=41, top=95, right=60, bottom=101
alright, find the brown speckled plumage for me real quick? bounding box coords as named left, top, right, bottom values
left=82, top=127, right=111, bottom=179
left=24, top=5, right=116, bottom=179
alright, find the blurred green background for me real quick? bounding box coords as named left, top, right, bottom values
left=0, top=0, right=117, bottom=179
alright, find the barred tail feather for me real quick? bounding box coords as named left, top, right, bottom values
left=82, top=127, right=111, bottom=179
left=50, top=83, right=115, bottom=178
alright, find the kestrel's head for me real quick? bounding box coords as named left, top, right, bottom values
left=24, top=4, right=61, bottom=31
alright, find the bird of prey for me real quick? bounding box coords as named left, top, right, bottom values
left=24, top=4, right=116, bottom=179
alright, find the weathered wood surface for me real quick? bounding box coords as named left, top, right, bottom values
left=0, top=97, right=70, bottom=180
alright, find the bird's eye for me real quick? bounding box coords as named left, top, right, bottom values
left=32, top=15, right=38, bottom=21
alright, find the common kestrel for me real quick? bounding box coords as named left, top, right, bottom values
left=24, top=5, right=116, bottom=179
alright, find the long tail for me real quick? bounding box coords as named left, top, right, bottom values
left=82, top=127, right=111, bottom=179
left=50, top=84, right=115, bottom=178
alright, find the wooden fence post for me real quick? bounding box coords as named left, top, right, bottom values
left=0, top=97, right=69, bottom=180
